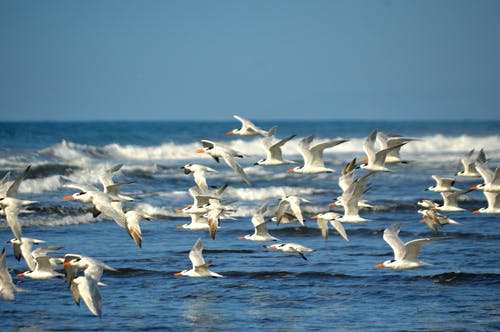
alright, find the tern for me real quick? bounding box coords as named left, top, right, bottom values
left=375, top=131, right=419, bottom=164
left=174, top=238, right=223, bottom=278
left=360, top=129, right=406, bottom=172
left=426, top=175, right=460, bottom=192
left=275, top=195, right=311, bottom=226
left=375, top=223, right=448, bottom=270
left=9, top=237, right=45, bottom=271
left=1, top=247, right=24, bottom=301
left=197, top=140, right=251, bottom=184
left=181, top=164, right=217, bottom=193
left=227, top=115, right=272, bottom=136
left=239, top=203, right=279, bottom=241
left=311, top=212, right=349, bottom=242
left=265, top=243, right=314, bottom=260
left=255, top=128, right=296, bottom=166
left=17, top=246, right=65, bottom=279
left=456, top=149, right=480, bottom=177
left=472, top=191, right=500, bottom=214
left=287, top=135, right=348, bottom=174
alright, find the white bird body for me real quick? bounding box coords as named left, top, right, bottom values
left=427, top=175, right=460, bottom=192
left=175, top=238, right=223, bottom=278
left=376, top=223, right=448, bottom=270
left=473, top=191, right=500, bottom=214
left=177, top=212, right=210, bottom=230
left=312, top=212, right=349, bottom=242
left=227, top=115, right=271, bottom=136
left=288, top=135, right=348, bottom=174
left=17, top=246, right=65, bottom=279
left=240, top=203, right=279, bottom=241
left=197, top=140, right=251, bottom=184
left=266, top=243, right=314, bottom=260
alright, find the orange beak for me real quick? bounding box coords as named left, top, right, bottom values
left=375, top=263, right=385, bottom=268
left=472, top=210, right=480, bottom=214
left=287, top=169, right=295, bottom=173
left=311, top=215, right=318, bottom=219
left=268, top=246, right=277, bottom=250
left=174, top=272, right=183, bottom=276
left=227, top=131, right=235, bottom=135
left=469, top=186, right=478, bottom=191
left=196, top=148, right=205, bottom=153
left=328, top=202, right=337, bottom=207
left=176, top=225, right=185, bottom=229
left=419, top=218, right=427, bottom=223
left=16, top=272, right=25, bottom=277
left=64, top=195, right=74, bottom=200
left=360, top=157, right=368, bottom=163
left=430, top=207, right=437, bottom=211
left=238, top=236, right=246, bottom=240
left=176, top=209, right=184, bottom=214
left=62, top=262, right=72, bottom=267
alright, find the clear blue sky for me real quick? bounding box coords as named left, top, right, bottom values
left=1, top=0, right=499, bottom=121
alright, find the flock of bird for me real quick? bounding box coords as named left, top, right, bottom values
left=1, top=115, right=499, bottom=318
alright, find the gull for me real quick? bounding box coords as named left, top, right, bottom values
left=375, top=131, right=419, bottom=164
left=471, top=150, right=500, bottom=193
left=181, top=164, right=217, bottom=193
left=360, top=129, right=407, bottom=172
left=287, top=135, right=348, bottom=174
left=9, top=237, right=45, bottom=271
left=0, top=165, right=36, bottom=241
left=17, top=246, right=65, bottom=279
left=196, top=140, right=251, bottom=184
left=63, top=182, right=127, bottom=228
left=239, top=203, right=279, bottom=241
left=275, top=195, right=311, bottom=226
left=418, top=209, right=460, bottom=234
left=426, top=175, right=461, bottom=192
left=255, top=129, right=296, bottom=166
left=329, top=173, right=373, bottom=222
left=227, top=115, right=272, bottom=136
left=472, top=191, right=500, bottom=214
left=174, top=238, right=223, bottom=278
left=311, top=212, right=349, bottom=242
left=375, top=223, right=449, bottom=270
left=456, top=149, right=480, bottom=177
left=265, top=243, right=314, bottom=260
left=1, top=247, right=24, bottom=301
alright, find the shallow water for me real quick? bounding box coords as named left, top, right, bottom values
left=1, top=120, right=499, bottom=331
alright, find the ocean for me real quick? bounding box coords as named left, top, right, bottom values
left=0, top=120, right=499, bottom=331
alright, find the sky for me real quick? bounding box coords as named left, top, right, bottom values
left=1, top=0, right=499, bottom=121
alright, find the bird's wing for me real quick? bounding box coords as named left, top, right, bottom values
left=6, top=165, right=31, bottom=198
left=383, top=224, right=406, bottom=261
left=221, top=151, right=251, bottom=184
left=309, top=139, right=348, bottom=168
left=189, top=238, right=206, bottom=268
left=404, top=237, right=448, bottom=262
left=329, top=219, right=349, bottom=241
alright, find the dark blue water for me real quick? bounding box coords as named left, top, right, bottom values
left=1, top=120, right=499, bottom=331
